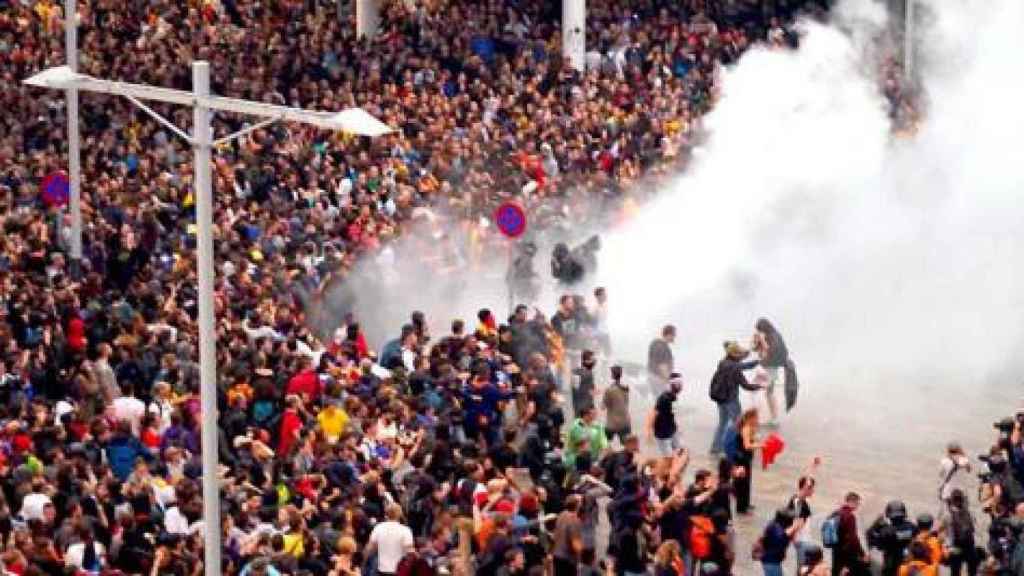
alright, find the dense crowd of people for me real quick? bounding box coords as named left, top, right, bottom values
left=0, top=0, right=942, bottom=575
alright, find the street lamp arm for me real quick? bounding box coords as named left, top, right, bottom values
left=212, top=115, right=282, bottom=147
left=124, top=94, right=195, bottom=145
left=24, top=66, right=393, bottom=136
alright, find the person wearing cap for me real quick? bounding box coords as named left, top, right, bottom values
left=709, top=341, right=762, bottom=457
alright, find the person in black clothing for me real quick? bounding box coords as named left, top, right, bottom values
left=648, top=375, right=683, bottom=457
left=752, top=317, right=791, bottom=426
left=866, top=500, right=916, bottom=576
left=572, top=350, right=597, bottom=418
left=729, top=408, right=761, bottom=515
left=709, top=341, right=762, bottom=456
left=610, top=512, right=649, bottom=576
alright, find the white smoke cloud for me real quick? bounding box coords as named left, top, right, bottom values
left=598, top=0, right=1024, bottom=408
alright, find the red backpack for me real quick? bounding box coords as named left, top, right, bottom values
left=689, top=515, right=715, bottom=560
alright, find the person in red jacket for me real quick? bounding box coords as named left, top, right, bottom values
left=65, top=309, right=86, bottom=356
left=833, top=492, right=870, bottom=576
left=277, top=395, right=304, bottom=456
left=286, top=356, right=321, bottom=402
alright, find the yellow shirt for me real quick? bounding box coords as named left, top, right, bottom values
left=282, top=532, right=304, bottom=558
left=317, top=406, right=349, bottom=442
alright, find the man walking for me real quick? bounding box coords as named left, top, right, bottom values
left=709, top=341, right=762, bottom=456
left=602, top=365, right=631, bottom=445
left=647, top=324, right=676, bottom=401
left=786, top=458, right=822, bottom=572
left=571, top=350, right=597, bottom=418
left=832, top=492, right=870, bottom=576
left=646, top=374, right=683, bottom=457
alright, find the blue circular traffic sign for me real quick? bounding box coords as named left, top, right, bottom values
left=40, top=172, right=70, bottom=207
left=495, top=202, right=527, bottom=238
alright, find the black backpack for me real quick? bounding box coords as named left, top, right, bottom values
left=709, top=366, right=729, bottom=403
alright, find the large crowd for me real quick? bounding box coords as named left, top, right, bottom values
left=0, top=0, right=956, bottom=575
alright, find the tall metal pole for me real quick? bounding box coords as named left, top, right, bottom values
left=904, top=0, right=914, bottom=82
left=192, top=61, right=221, bottom=576
left=65, top=0, right=82, bottom=278
left=562, top=0, right=586, bottom=71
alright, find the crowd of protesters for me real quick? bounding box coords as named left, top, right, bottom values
left=0, top=0, right=941, bottom=575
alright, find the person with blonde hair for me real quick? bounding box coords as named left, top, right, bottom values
left=329, top=536, right=360, bottom=576
left=653, top=540, right=685, bottom=576
left=366, top=504, right=414, bottom=576
left=731, top=408, right=763, bottom=515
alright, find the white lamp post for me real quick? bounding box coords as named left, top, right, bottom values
left=24, top=62, right=391, bottom=576
left=65, top=0, right=82, bottom=277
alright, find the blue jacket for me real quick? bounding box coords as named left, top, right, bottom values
left=105, top=434, right=150, bottom=480
left=462, top=383, right=514, bottom=431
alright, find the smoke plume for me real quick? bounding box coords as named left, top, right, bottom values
left=598, top=0, right=1024, bottom=414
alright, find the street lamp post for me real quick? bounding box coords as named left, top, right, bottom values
left=24, top=62, right=391, bottom=576
left=64, top=0, right=82, bottom=278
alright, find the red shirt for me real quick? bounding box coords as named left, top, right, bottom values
left=67, top=316, right=86, bottom=352
left=278, top=410, right=303, bottom=455
left=286, top=369, right=320, bottom=401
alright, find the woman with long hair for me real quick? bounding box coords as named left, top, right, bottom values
left=752, top=318, right=789, bottom=427
left=733, top=408, right=763, bottom=515
left=653, top=539, right=685, bottom=576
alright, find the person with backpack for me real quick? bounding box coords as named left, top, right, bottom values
left=687, top=473, right=732, bottom=575
left=755, top=507, right=802, bottom=576
left=709, top=341, right=762, bottom=457
left=866, top=500, right=916, bottom=576
left=380, top=324, right=417, bottom=371
left=825, top=492, right=870, bottom=576
left=938, top=488, right=980, bottom=576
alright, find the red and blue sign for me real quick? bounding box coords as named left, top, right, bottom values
left=40, top=171, right=70, bottom=207
left=494, top=202, right=527, bottom=238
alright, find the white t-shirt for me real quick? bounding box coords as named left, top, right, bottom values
left=19, top=492, right=51, bottom=521
left=112, top=396, right=146, bottom=435
left=368, top=520, right=414, bottom=573
left=940, top=455, right=973, bottom=501
left=64, top=541, right=105, bottom=570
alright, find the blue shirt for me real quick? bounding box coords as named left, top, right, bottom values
left=761, top=521, right=791, bottom=564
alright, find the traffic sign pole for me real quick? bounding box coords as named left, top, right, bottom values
left=494, top=202, right=527, bottom=317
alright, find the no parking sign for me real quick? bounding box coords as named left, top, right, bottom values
left=40, top=172, right=70, bottom=207
left=494, top=202, right=527, bottom=239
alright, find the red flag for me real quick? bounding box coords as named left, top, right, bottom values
left=762, top=433, right=785, bottom=470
